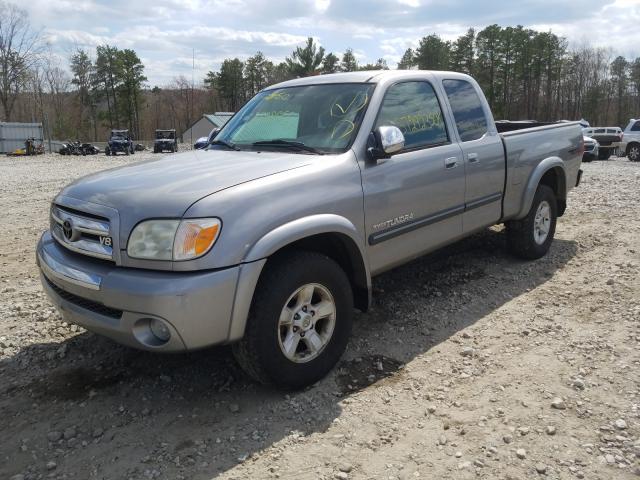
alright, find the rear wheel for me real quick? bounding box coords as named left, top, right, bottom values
left=232, top=251, right=353, bottom=389
left=627, top=143, right=640, bottom=162
left=506, top=185, right=557, bottom=260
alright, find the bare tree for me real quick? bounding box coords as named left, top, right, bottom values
left=0, top=1, right=42, bottom=120
left=44, top=62, right=71, bottom=138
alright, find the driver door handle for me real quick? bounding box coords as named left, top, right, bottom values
left=444, top=157, right=458, bottom=169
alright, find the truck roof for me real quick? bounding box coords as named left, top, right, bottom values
left=266, top=70, right=473, bottom=90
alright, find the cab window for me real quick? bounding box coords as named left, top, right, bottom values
left=442, top=79, right=488, bottom=142
left=374, top=81, right=448, bottom=150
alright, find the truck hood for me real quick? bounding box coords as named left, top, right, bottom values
left=59, top=149, right=313, bottom=220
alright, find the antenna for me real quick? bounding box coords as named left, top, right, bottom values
left=191, top=47, right=195, bottom=148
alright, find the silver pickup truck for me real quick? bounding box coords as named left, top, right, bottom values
left=37, top=71, right=583, bottom=388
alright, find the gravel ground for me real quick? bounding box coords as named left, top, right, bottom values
left=0, top=152, right=638, bottom=480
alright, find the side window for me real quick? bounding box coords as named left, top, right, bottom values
left=442, top=79, right=488, bottom=142
left=374, top=81, right=448, bottom=150
left=632, top=121, right=640, bottom=131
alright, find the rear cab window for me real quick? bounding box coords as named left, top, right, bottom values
left=374, top=81, right=449, bottom=151
left=442, top=79, right=488, bottom=142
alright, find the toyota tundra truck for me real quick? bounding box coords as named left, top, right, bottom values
left=37, top=71, right=583, bottom=389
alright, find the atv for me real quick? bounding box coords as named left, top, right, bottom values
left=81, top=143, right=100, bottom=155
left=105, top=130, right=134, bottom=156
left=153, top=129, right=178, bottom=153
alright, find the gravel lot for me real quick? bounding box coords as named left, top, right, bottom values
left=0, top=152, right=639, bottom=480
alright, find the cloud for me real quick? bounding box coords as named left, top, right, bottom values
left=20, top=0, right=640, bottom=85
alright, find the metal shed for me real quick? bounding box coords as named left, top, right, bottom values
left=0, top=122, right=44, bottom=153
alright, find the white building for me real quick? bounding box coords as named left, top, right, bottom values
left=181, top=113, right=234, bottom=144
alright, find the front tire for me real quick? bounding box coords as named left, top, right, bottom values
left=506, top=185, right=557, bottom=260
left=232, top=251, right=353, bottom=389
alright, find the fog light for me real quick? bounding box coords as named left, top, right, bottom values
left=149, top=318, right=171, bottom=342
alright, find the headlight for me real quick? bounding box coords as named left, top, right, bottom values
left=127, top=218, right=221, bottom=261
left=127, top=220, right=179, bottom=260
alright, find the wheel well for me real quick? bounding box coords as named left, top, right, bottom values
left=267, top=233, right=370, bottom=312
left=539, top=167, right=567, bottom=217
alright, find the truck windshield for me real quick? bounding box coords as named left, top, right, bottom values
left=214, top=83, right=375, bottom=154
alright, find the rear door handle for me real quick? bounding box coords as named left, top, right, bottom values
left=445, top=157, right=458, bottom=169
left=467, top=153, right=479, bottom=163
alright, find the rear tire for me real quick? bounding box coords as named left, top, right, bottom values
left=627, top=143, right=640, bottom=162
left=506, top=185, right=557, bottom=260
left=232, top=251, right=353, bottom=390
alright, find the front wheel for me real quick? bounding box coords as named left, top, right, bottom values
left=232, top=251, right=353, bottom=389
left=506, top=185, right=557, bottom=260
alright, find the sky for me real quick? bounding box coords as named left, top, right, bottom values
left=22, top=0, right=640, bottom=87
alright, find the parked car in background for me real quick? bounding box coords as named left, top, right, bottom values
left=620, top=119, right=640, bottom=161
left=153, top=129, right=178, bottom=153
left=193, top=136, right=209, bottom=149
left=582, top=127, right=622, bottom=159
left=105, top=130, right=134, bottom=156
left=193, top=128, right=221, bottom=149
left=37, top=70, right=583, bottom=389
left=582, top=135, right=599, bottom=162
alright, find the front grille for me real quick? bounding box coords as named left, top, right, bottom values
left=45, top=276, right=123, bottom=319
left=50, top=204, right=114, bottom=261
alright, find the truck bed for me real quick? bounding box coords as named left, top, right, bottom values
left=498, top=121, right=584, bottom=220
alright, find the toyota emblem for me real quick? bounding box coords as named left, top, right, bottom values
left=62, top=220, right=73, bottom=240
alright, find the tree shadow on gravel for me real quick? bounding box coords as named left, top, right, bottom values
left=0, top=228, right=577, bottom=480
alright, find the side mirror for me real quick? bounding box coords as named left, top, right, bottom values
left=368, top=126, right=405, bottom=161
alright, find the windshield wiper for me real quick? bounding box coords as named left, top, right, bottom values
left=208, top=139, right=240, bottom=151
left=251, top=139, right=325, bottom=155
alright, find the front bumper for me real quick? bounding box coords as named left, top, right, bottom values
left=37, top=231, right=263, bottom=351
left=108, top=143, right=130, bottom=152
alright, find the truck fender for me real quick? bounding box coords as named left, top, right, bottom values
left=226, top=214, right=371, bottom=342
left=515, top=157, right=567, bottom=220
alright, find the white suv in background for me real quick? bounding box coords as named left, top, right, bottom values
left=621, top=119, right=640, bottom=161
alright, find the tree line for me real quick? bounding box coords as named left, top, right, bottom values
left=4, top=0, right=640, bottom=143
left=206, top=39, right=387, bottom=111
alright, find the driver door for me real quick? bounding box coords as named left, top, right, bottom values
left=360, top=80, right=466, bottom=274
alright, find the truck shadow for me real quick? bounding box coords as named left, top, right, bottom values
left=0, top=228, right=578, bottom=479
